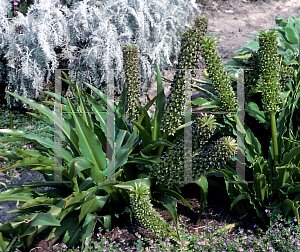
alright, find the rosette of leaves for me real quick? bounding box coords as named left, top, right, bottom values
left=160, top=16, right=208, bottom=136
left=129, top=182, right=176, bottom=239
left=258, top=29, right=282, bottom=113
left=122, top=43, right=141, bottom=122
left=148, top=113, right=237, bottom=190
left=199, top=36, right=237, bottom=112
left=0, top=70, right=161, bottom=251
left=0, top=61, right=195, bottom=251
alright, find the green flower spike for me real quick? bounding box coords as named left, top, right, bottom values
left=200, top=36, right=237, bottom=112
left=149, top=113, right=217, bottom=190
left=122, top=44, right=141, bottom=122
left=129, top=182, right=174, bottom=239
left=194, top=16, right=208, bottom=37
left=258, top=29, right=283, bottom=167
left=161, top=16, right=208, bottom=136
left=258, top=30, right=282, bottom=113
left=149, top=113, right=236, bottom=190
left=192, top=136, right=237, bottom=178
left=244, top=51, right=261, bottom=98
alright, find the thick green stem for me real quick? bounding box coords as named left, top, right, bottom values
left=270, top=110, right=278, bottom=168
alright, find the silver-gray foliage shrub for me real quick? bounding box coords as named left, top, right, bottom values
left=0, top=0, right=201, bottom=109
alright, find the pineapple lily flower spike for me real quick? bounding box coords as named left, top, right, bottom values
left=258, top=29, right=282, bottom=168
left=129, top=181, right=178, bottom=240
left=147, top=113, right=237, bottom=191
left=122, top=44, right=142, bottom=123
left=199, top=35, right=237, bottom=112
left=160, top=16, right=208, bottom=136
left=198, top=30, right=281, bottom=169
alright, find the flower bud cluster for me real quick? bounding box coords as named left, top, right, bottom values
left=192, top=136, right=237, bottom=178
left=161, top=16, right=208, bottom=136
left=242, top=48, right=293, bottom=100
left=199, top=36, right=237, bottom=112
left=122, top=44, right=141, bottom=121
left=244, top=51, right=261, bottom=98
left=148, top=113, right=237, bottom=190
left=129, top=182, right=173, bottom=239
left=258, top=30, right=282, bottom=112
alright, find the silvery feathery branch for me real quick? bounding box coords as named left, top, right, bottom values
left=0, top=0, right=201, bottom=110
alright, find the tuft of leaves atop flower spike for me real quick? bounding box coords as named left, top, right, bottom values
left=148, top=113, right=237, bottom=190
left=122, top=43, right=142, bottom=122
left=192, top=113, right=217, bottom=150
left=199, top=36, right=237, bottom=112
left=258, top=30, right=282, bottom=112
left=160, top=16, right=208, bottom=136
left=129, top=182, right=174, bottom=239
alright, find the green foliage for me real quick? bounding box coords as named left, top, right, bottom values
left=0, top=61, right=191, bottom=251
left=1, top=10, right=300, bottom=252
left=0, top=109, right=56, bottom=165
left=0, top=13, right=241, bottom=251
left=225, top=14, right=300, bottom=73
left=6, top=12, right=300, bottom=252
left=175, top=13, right=300, bottom=233
left=0, top=69, right=145, bottom=251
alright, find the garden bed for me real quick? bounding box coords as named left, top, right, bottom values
left=1, top=0, right=300, bottom=251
